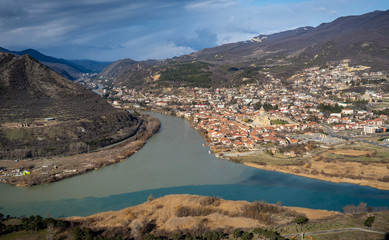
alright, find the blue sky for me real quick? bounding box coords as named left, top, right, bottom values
left=0, top=0, right=388, bottom=61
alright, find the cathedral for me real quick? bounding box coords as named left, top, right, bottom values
left=253, top=106, right=271, bottom=126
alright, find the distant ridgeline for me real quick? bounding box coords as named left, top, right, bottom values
left=98, top=10, right=389, bottom=90
left=0, top=47, right=112, bottom=80
left=0, top=53, right=140, bottom=159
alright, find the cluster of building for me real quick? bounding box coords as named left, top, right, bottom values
left=0, top=167, right=30, bottom=181
left=102, top=60, right=389, bottom=155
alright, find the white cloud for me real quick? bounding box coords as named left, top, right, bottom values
left=186, top=0, right=238, bottom=9
left=216, top=32, right=255, bottom=45
left=1, top=0, right=388, bottom=61
left=145, top=42, right=196, bottom=59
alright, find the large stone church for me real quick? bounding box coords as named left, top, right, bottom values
left=253, top=106, right=271, bottom=126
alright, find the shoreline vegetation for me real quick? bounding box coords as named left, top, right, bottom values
left=243, top=161, right=389, bottom=191
left=228, top=145, right=389, bottom=191
left=2, top=195, right=388, bottom=240
left=0, top=114, right=160, bottom=186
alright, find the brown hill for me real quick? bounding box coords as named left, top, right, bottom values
left=68, top=194, right=339, bottom=239
left=0, top=53, right=141, bottom=159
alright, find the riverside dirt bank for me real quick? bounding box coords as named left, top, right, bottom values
left=0, top=114, right=160, bottom=186
left=243, top=161, right=389, bottom=191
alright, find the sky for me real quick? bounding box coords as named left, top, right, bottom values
left=0, top=0, right=388, bottom=62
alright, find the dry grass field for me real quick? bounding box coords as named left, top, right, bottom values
left=237, top=142, right=389, bottom=191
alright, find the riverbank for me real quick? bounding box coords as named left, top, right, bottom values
left=0, top=114, right=160, bottom=186
left=244, top=162, right=389, bottom=191
left=225, top=141, right=389, bottom=191
left=145, top=107, right=389, bottom=192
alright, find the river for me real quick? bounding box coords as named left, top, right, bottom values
left=0, top=112, right=388, bottom=217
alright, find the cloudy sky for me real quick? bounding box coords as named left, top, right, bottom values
left=0, top=0, right=388, bottom=61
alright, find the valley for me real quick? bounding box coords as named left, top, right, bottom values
left=1, top=7, right=389, bottom=240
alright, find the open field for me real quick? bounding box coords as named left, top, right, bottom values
left=235, top=142, right=389, bottom=191
left=230, top=151, right=301, bottom=166
left=330, top=149, right=372, bottom=156
left=322, top=143, right=389, bottom=163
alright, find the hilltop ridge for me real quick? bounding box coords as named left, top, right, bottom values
left=0, top=47, right=111, bottom=80
left=97, top=10, right=389, bottom=90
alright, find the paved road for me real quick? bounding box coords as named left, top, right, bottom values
left=283, top=227, right=388, bottom=238
left=321, top=124, right=389, bottom=148
left=321, top=124, right=350, bottom=140
left=89, top=119, right=144, bottom=153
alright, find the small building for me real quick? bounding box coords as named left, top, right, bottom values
left=364, top=126, right=378, bottom=134
left=341, top=109, right=354, bottom=115
left=156, top=101, right=168, bottom=107
left=330, top=113, right=342, bottom=118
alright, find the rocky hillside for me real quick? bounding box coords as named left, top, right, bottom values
left=0, top=48, right=111, bottom=80
left=0, top=53, right=141, bottom=159
left=98, top=10, right=389, bottom=90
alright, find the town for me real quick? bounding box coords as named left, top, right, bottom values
left=95, top=59, right=389, bottom=160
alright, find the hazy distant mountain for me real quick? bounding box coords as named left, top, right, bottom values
left=0, top=53, right=140, bottom=159
left=99, top=10, right=389, bottom=89
left=0, top=47, right=112, bottom=80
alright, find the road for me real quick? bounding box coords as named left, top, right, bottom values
left=321, top=124, right=350, bottom=140
left=321, top=124, right=389, bottom=148
left=283, top=227, right=388, bottom=238
left=88, top=119, right=145, bottom=153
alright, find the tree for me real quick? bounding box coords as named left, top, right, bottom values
left=263, top=102, right=273, bottom=111
left=294, top=216, right=309, bottom=225
left=233, top=229, right=243, bottom=239
left=203, top=231, right=222, bottom=240
left=294, top=216, right=309, bottom=240
left=241, top=231, right=254, bottom=240
left=356, top=202, right=367, bottom=213
left=364, top=216, right=375, bottom=227
left=342, top=204, right=356, bottom=214
left=72, top=227, right=84, bottom=240
left=253, top=102, right=262, bottom=110
left=133, top=110, right=141, bottom=117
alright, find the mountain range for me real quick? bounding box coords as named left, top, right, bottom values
left=98, top=10, right=389, bottom=90
left=0, top=53, right=140, bottom=159
left=0, top=47, right=112, bottom=80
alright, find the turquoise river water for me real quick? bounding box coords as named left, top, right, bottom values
left=0, top=112, right=388, bottom=217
